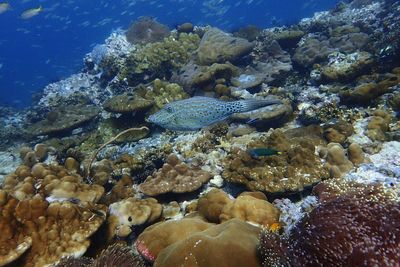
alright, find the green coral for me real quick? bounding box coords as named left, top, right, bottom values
left=137, top=79, right=189, bottom=112
left=120, top=33, right=200, bottom=85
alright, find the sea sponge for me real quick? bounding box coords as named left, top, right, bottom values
left=126, top=17, right=170, bottom=45
left=154, top=219, right=262, bottom=267
left=197, top=189, right=232, bottom=223
left=107, top=197, right=162, bottom=239
left=139, top=154, right=211, bottom=196
left=259, top=190, right=400, bottom=266
left=135, top=218, right=214, bottom=262
left=219, top=194, right=280, bottom=228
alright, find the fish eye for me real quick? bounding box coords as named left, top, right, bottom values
left=165, top=106, right=173, bottom=112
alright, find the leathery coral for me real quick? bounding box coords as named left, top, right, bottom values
left=259, top=185, right=400, bottom=266
left=139, top=154, right=211, bottom=196
left=0, top=190, right=107, bottom=267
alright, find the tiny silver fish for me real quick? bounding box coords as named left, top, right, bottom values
left=147, top=96, right=282, bottom=131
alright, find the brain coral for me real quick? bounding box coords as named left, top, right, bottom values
left=260, top=189, right=400, bottom=266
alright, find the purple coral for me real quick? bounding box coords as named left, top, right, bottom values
left=260, top=193, right=400, bottom=266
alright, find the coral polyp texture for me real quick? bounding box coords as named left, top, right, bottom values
left=259, top=188, right=400, bottom=267
left=222, top=129, right=329, bottom=193
left=1, top=1, right=400, bottom=266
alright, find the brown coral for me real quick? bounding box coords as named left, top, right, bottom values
left=154, top=219, right=262, bottom=267
left=219, top=194, right=280, bottom=228
left=222, top=129, right=329, bottom=193
left=324, top=143, right=354, bottom=178
left=0, top=191, right=106, bottom=267
left=107, top=197, right=162, bottom=239
left=197, top=189, right=232, bottom=223
left=139, top=154, right=211, bottom=196
left=135, top=217, right=214, bottom=262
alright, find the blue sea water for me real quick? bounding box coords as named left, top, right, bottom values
left=0, top=0, right=339, bottom=108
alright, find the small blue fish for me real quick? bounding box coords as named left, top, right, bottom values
left=249, top=148, right=281, bottom=159
left=147, top=96, right=282, bottom=131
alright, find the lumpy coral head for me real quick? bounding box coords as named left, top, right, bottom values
left=260, top=194, right=400, bottom=266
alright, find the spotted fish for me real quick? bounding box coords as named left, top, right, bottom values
left=147, top=96, right=282, bottom=131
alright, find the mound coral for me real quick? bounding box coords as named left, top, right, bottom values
left=139, top=154, right=211, bottom=196
left=259, top=186, right=400, bottom=266
left=196, top=27, right=254, bottom=65
left=135, top=217, right=214, bottom=262
left=125, top=17, right=170, bottom=45
left=153, top=219, right=262, bottom=267
left=107, top=197, right=162, bottom=239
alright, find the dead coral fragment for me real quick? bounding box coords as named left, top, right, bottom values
left=140, top=154, right=211, bottom=196
left=222, top=129, right=329, bottom=193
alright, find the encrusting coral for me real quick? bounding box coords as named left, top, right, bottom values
left=139, top=154, right=212, bottom=196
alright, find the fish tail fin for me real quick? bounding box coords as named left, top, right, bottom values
left=239, top=98, right=282, bottom=113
